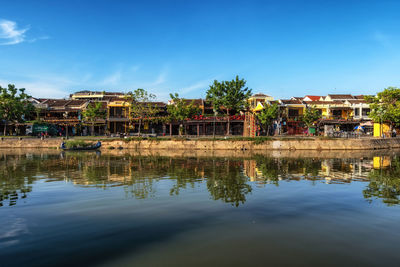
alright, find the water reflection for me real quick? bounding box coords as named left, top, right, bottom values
left=1, top=150, right=400, bottom=207
left=364, top=157, right=400, bottom=205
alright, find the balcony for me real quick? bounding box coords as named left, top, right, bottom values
left=353, top=115, right=371, bottom=120
left=287, top=116, right=303, bottom=121
left=108, top=116, right=129, bottom=122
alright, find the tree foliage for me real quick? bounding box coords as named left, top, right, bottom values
left=126, top=88, right=159, bottom=134
left=256, top=103, right=279, bottom=136
left=302, top=106, right=321, bottom=128
left=82, top=101, right=106, bottom=135
left=0, top=84, right=34, bottom=135
left=167, top=93, right=200, bottom=135
left=365, top=87, right=400, bottom=126
left=206, top=75, right=252, bottom=135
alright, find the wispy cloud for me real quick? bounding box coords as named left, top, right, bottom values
left=372, top=31, right=392, bottom=48
left=0, top=19, right=29, bottom=45
left=152, top=71, right=167, bottom=86
left=180, top=79, right=212, bottom=94
left=0, top=71, right=94, bottom=98
left=100, top=70, right=122, bottom=86
left=28, top=35, right=50, bottom=43
left=0, top=79, right=70, bottom=98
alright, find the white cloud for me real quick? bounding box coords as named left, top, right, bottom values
left=100, top=71, right=122, bottom=86
left=0, top=19, right=29, bottom=45
left=0, top=79, right=69, bottom=98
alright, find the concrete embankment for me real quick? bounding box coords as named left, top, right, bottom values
left=1, top=137, right=400, bottom=150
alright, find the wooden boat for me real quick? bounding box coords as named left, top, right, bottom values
left=60, top=141, right=101, bottom=151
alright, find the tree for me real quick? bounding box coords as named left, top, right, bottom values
left=365, top=87, right=400, bottom=134
left=256, top=103, right=279, bottom=136
left=0, top=84, right=34, bottom=136
left=82, top=102, right=106, bottom=135
left=167, top=93, right=200, bottom=136
left=302, top=106, right=321, bottom=135
left=206, top=75, right=252, bottom=135
left=126, top=88, right=159, bottom=135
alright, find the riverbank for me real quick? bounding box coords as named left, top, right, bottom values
left=1, top=136, right=400, bottom=150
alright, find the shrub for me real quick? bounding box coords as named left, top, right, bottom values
left=65, top=140, right=93, bottom=149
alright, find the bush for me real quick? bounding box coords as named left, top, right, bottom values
left=65, top=140, right=93, bottom=149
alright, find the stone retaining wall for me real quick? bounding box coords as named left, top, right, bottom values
left=1, top=137, right=400, bottom=150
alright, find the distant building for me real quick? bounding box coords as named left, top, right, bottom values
left=70, top=91, right=124, bottom=101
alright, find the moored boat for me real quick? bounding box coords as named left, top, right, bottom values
left=60, top=141, right=101, bottom=151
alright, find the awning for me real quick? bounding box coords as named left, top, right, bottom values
left=360, top=121, right=373, bottom=126
left=252, top=103, right=264, bottom=112
left=329, top=107, right=352, bottom=110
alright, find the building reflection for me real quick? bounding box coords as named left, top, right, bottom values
left=1, top=152, right=400, bottom=207
left=243, top=157, right=374, bottom=185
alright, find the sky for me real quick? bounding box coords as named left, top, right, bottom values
left=1, top=0, right=400, bottom=101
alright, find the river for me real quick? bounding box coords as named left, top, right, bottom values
left=1, top=149, right=400, bottom=266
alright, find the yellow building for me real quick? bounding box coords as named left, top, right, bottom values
left=107, top=99, right=131, bottom=133
left=304, top=101, right=352, bottom=119
left=248, top=93, right=274, bottom=111
left=373, top=123, right=390, bottom=137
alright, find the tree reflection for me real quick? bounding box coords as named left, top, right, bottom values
left=251, top=156, right=322, bottom=185
left=363, top=157, right=400, bottom=205
left=206, top=159, right=252, bottom=207
left=2, top=152, right=400, bottom=207
left=0, top=153, right=43, bottom=206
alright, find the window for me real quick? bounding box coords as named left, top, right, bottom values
left=288, top=109, right=299, bottom=117
left=355, top=108, right=360, bottom=116
left=362, top=108, right=370, bottom=116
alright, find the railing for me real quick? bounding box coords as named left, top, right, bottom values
left=327, top=131, right=364, bottom=138
left=108, top=115, right=128, bottom=118
left=287, top=116, right=303, bottom=121
left=189, top=115, right=245, bottom=121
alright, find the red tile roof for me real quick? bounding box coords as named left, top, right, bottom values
left=327, top=94, right=354, bottom=100
left=304, top=95, right=321, bottom=101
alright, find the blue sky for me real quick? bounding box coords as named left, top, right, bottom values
left=1, top=0, right=400, bottom=100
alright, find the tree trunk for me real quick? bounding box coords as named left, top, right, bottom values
left=213, top=116, right=216, bottom=138
left=226, top=109, right=230, bottom=136
left=138, top=119, right=142, bottom=135
left=3, top=121, right=6, bottom=136
left=267, top=124, right=270, bottom=136
left=91, top=123, right=95, bottom=136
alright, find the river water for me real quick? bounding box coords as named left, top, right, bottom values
left=1, top=149, right=400, bottom=266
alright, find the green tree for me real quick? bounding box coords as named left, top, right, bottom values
left=365, top=87, right=400, bottom=133
left=82, top=101, right=106, bottom=135
left=206, top=75, right=252, bottom=135
left=0, top=84, right=34, bottom=136
left=302, top=106, right=321, bottom=135
left=167, top=93, right=200, bottom=136
left=126, top=88, right=159, bottom=135
left=256, top=103, right=279, bottom=136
